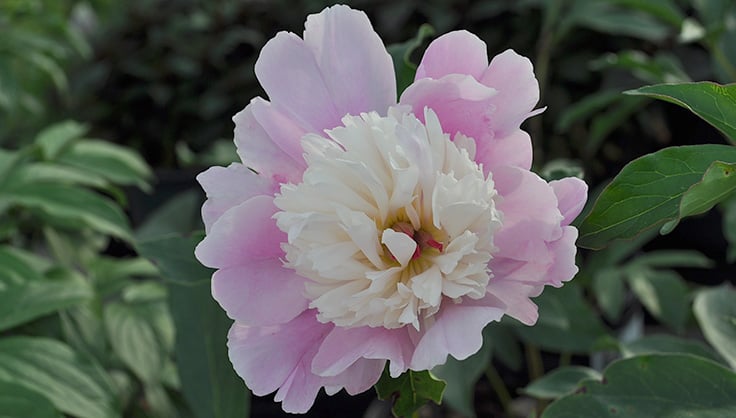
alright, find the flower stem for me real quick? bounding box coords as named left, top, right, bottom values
left=485, top=362, right=512, bottom=414
left=525, top=344, right=546, bottom=416
left=525, top=343, right=544, bottom=382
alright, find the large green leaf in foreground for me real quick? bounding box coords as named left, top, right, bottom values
left=627, top=82, right=736, bottom=144
left=542, top=354, right=736, bottom=418
left=578, top=145, right=736, bottom=248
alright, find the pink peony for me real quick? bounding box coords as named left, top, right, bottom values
left=195, top=4, right=587, bottom=413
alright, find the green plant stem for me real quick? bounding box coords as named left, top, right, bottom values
left=485, top=362, right=512, bottom=414
left=525, top=344, right=544, bottom=382
left=526, top=344, right=546, bottom=417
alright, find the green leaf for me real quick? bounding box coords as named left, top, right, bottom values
left=625, top=249, right=713, bottom=269
left=578, top=144, right=736, bottom=249
left=143, top=383, right=178, bottom=418
left=34, top=120, right=87, bottom=160
left=0, top=245, right=45, bottom=284
left=542, top=354, right=736, bottom=418
left=723, top=197, right=736, bottom=262
left=512, top=285, right=609, bottom=353
left=104, top=301, right=165, bottom=384
left=86, top=256, right=158, bottom=297
left=137, top=234, right=211, bottom=286
left=608, top=0, right=685, bottom=27
left=135, top=190, right=203, bottom=241
left=13, top=162, right=111, bottom=191
left=626, top=82, right=736, bottom=144
left=620, top=334, right=726, bottom=365
left=1, top=183, right=133, bottom=242
left=387, top=24, right=435, bottom=96
left=375, top=369, right=446, bottom=418
left=564, top=0, right=673, bottom=42
left=585, top=95, right=648, bottom=157
left=522, top=366, right=602, bottom=400
left=0, top=268, right=92, bottom=331
left=693, top=285, right=736, bottom=369
left=556, top=90, right=622, bottom=133
left=57, top=140, right=152, bottom=191
left=0, top=337, right=119, bottom=418
left=627, top=269, right=689, bottom=332
left=137, top=234, right=249, bottom=418
left=677, top=161, right=736, bottom=223
left=0, top=379, right=61, bottom=418
left=60, top=305, right=108, bottom=365
left=592, top=269, right=626, bottom=322
left=432, top=338, right=491, bottom=417
left=590, top=50, right=689, bottom=84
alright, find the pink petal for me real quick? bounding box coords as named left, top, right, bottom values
left=249, top=98, right=309, bottom=168
left=550, top=177, right=588, bottom=225
left=325, top=358, right=385, bottom=396
left=255, top=31, right=342, bottom=133
left=303, top=4, right=396, bottom=117
left=197, top=164, right=275, bottom=232
left=233, top=102, right=306, bottom=184
left=410, top=294, right=505, bottom=370
left=211, top=260, right=308, bottom=326
left=479, top=49, right=540, bottom=136
left=475, top=129, right=533, bottom=173
left=544, top=226, right=580, bottom=286
left=400, top=74, right=497, bottom=146
left=228, top=311, right=332, bottom=413
left=492, top=166, right=564, bottom=262
left=485, top=280, right=541, bottom=325
left=195, top=195, right=284, bottom=269
left=415, top=30, right=489, bottom=80
left=311, top=326, right=415, bottom=378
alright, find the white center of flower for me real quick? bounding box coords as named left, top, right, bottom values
left=274, top=107, right=502, bottom=330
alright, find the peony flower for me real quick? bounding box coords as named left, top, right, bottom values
left=195, top=4, right=587, bottom=413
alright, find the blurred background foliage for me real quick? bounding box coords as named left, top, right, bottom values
left=1, top=0, right=736, bottom=417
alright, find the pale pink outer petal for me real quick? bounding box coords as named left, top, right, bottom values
left=195, top=195, right=284, bottom=269
left=403, top=40, right=540, bottom=172
left=254, top=31, right=342, bottom=133
left=233, top=102, right=306, bottom=185
left=485, top=280, right=541, bottom=325
left=550, top=177, right=588, bottom=225
left=415, top=30, right=489, bottom=80
left=478, top=49, right=540, bottom=137
left=311, top=326, right=415, bottom=379
left=197, top=164, right=275, bottom=232
left=475, top=129, right=533, bottom=173
left=492, top=166, right=564, bottom=263
left=545, top=226, right=580, bottom=286
left=254, top=5, right=395, bottom=135
left=324, top=358, right=386, bottom=396
left=228, top=311, right=332, bottom=413
left=228, top=311, right=386, bottom=413
left=211, top=261, right=309, bottom=326
left=400, top=74, right=497, bottom=151
left=486, top=168, right=586, bottom=325
left=303, top=4, right=396, bottom=118
left=195, top=195, right=309, bottom=326
left=410, top=294, right=505, bottom=370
